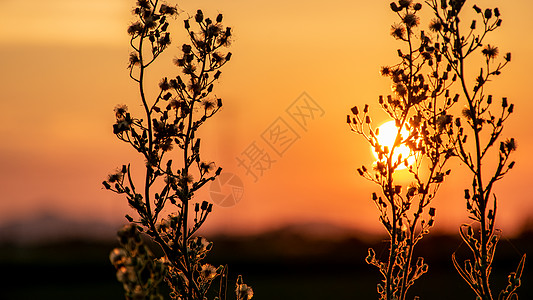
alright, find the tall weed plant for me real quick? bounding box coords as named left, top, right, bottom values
left=103, top=1, right=252, bottom=299
left=349, top=0, right=524, bottom=299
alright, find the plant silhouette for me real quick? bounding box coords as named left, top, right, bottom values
left=349, top=1, right=456, bottom=298
left=349, top=1, right=525, bottom=299
left=426, top=0, right=525, bottom=299
left=103, top=1, right=253, bottom=299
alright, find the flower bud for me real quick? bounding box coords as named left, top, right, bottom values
left=488, top=209, right=494, bottom=220
left=464, top=189, right=470, bottom=200
left=195, top=10, right=204, bottom=23
left=485, top=9, right=492, bottom=19
left=504, top=52, right=511, bottom=62
left=201, top=201, right=209, bottom=210
left=429, top=207, right=436, bottom=217
left=508, top=103, right=514, bottom=113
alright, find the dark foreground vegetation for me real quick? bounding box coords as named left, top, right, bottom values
left=1, top=224, right=531, bottom=299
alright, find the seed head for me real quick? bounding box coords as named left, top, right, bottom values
left=391, top=23, right=406, bottom=40
left=202, top=99, right=216, bottom=111
left=403, top=13, right=420, bottom=28
left=504, top=138, right=517, bottom=152
left=159, top=78, right=170, bottom=91
left=159, top=4, right=178, bottom=16
left=393, top=82, right=407, bottom=97
left=461, top=107, right=474, bottom=120
left=482, top=44, right=499, bottom=59
left=381, top=66, right=392, bottom=76
left=399, top=0, right=412, bottom=8
left=200, top=264, right=217, bottom=280
left=127, top=22, right=143, bottom=36
left=235, top=283, right=254, bottom=300
left=114, top=104, right=128, bottom=116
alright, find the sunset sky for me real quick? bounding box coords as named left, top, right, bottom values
left=0, top=0, right=532, bottom=239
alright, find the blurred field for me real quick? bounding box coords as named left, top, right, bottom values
left=0, top=225, right=531, bottom=299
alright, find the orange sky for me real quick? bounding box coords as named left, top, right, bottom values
left=0, top=0, right=532, bottom=238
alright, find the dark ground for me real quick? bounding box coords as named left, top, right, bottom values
left=0, top=226, right=531, bottom=299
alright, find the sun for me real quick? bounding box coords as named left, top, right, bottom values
left=372, top=120, right=415, bottom=170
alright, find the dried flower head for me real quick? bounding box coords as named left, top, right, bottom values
left=168, top=99, right=181, bottom=110
left=159, top=4, right=177, bottom=15
left=136, top=0, right=150, bottom=9
left=429, top=18, right=443, bottom=32
left=482, top=44, right=499, bottom=59
left=114, top=104, right=128, bottom=117
left=381, top=66, right=392, bottom=76
left=200, top=161, right=214, bottom=173
left=436, top=114, right=452, bottom=131
left=504, top=138, right=517, bottom=152
left=159, top=78, right=170, bottom=91
left=462, top=107, right=474, bottom=120
left=160, top=139, right=173, bottom=152
left=398, top=0, right=412, bottom=8
left=129, top=53, right=140, bottom=67
left=200, top=264, right=218, bottom=280
left=127, top=22, right=143, bottom=36
left=164, top=174, right=177, bottom=185
left=179, top=173, right=194, bottom=186
left=403, top=13, right=420, bottom=28
left=236, top=283, right=254, bottom=300
left=107, top=171, right=123, bottom=183
left=199, top=99, right=214, bottom=111
left=393, top=82, right=407, bottom=97
left=391, top=23, right=406, bottom=40
left=207, top=23, right=223, bottom=37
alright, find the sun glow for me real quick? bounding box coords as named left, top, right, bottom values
left=373, top=120, right=415, bottom=170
